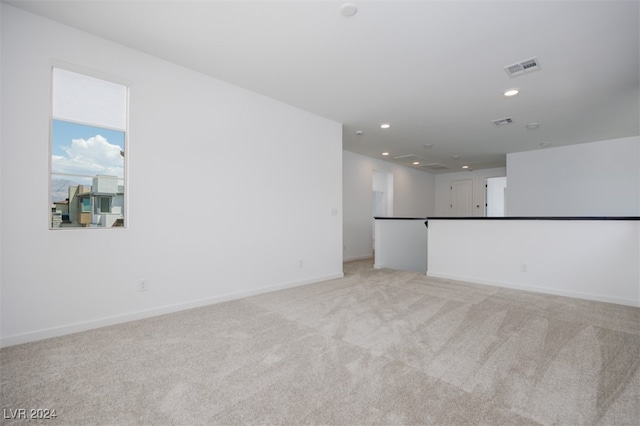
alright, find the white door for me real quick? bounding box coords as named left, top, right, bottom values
left=450, top=179, right=473, bottom=216
left=486, top=176, right=507, bottom=217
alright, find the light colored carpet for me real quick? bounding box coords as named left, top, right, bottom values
left=2, top=258, right=639, bottom=425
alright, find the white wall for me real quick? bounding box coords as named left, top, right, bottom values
left=0, top=5, right=343, bottom=346
left=427, top=219, right=640, bottom=307
left=507, top=136, right=640, bottom=216
left=434, top=167, right=507, bottom=217
left=374, top=219, right=427, bottom=273
left=343, top=150, right=435, bottom=261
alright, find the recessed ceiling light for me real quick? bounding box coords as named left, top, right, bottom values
left=452, top=155, right=460, bottom=160
left=526, top=123, right=540, bottom=130
left=423, top=143, right=434, bottom=149
left=462, top=165, right=470, bottom=169
left=413, top=161, right=420, bottom=165
left=355, top=130, right=364, bottom=135
left=380, top=123, right=391, bottom=129
left=382, top=152, right=389, bottom=156
left=540, top=142, right=552, bottom=147
left=504, top=89, right=519, bottom=97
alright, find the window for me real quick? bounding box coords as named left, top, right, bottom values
left=99, top=197, right=111, bottom=213
left=81, top=197, right=91, bottom=213
left=50, top=65, right=128, bottom=229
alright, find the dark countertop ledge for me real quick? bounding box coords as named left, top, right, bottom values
left=374, top=216, right=640, bottom=221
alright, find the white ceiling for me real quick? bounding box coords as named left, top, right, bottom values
left=7, top=0, right=639, bottom=172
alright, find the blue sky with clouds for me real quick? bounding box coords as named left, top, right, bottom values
left=51, top=119, right=125, bottom=179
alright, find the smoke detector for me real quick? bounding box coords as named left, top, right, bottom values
left=340, top=3, right=358, bottom=17
left=504, top=57, right=540, bottom=77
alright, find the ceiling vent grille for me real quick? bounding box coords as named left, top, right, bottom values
left=393, top=154, right=425, bottom=162
left=504, top=57, right=540, bottom=77
left=492, top=117, right=514, bottom=126
left=420, top=163, right=450, bottom=171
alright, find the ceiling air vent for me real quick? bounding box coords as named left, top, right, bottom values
left=420, top=163, right=450, bottom=171
left=504, top=57, right=540, bottom=77
left=393, top=154, right=425, bottom=163
left=492, top=117, right=514, bottom=126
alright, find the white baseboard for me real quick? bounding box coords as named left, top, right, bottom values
left=0, top=272, right=344, bottom=348
left=426, top=271, right=640, bottom=307
left=344, top=255, right=373, bottom=262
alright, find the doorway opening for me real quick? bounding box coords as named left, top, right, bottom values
left=372, top=170, right=393, bottom=250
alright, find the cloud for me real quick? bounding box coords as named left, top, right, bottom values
left=52, top=135, right=124, bottom=178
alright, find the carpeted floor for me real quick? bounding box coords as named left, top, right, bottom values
left=2, top=258, right=639, bottom=425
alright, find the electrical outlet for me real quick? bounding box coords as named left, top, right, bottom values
left=139, top=280, right=149, bottom=292
left=520, top=264, right=528, bottom=273
left=298, top=259, right=303, bottom=268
